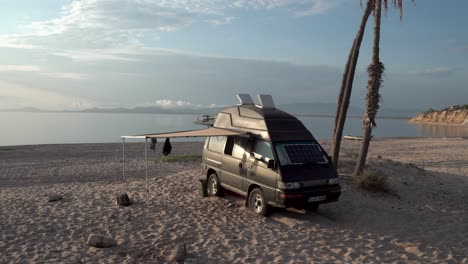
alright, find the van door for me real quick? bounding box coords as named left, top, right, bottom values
left=245, top=140, right=278, bottom=202
left=220, top=136, right=248, bottom=194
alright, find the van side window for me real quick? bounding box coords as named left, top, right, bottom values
left=208, top=136, right=226, bottom=153
left=224, top=137, right=247, bottom=159
left=252, top=140, right=273, bottom=163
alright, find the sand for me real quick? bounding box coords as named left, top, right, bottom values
left=0, top=138, right=467, bottom=263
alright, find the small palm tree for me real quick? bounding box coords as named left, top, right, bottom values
left=354, top=0, right=411, bottom=176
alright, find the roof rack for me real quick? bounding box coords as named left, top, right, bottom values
left=256, top=94, right=275, bottom=109
left=236, top=94, right=255, bottom=105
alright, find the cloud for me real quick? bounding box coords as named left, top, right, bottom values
left=445, top=39, right=468, bottom=53
left=153, top=99, right=196, bottom=109
left=408, top=67, right=461, bottom=76
left=0, top=64, right=86, bottom=79
left=149, top=99, right=226, bottom=109
left=208, top=16, right=236, bottom=25
left=0, top=80, right=93, bottom=110
left=0, top=65, right=40, bottom=72
left=0, top=0, right=348, bottom=53
left=39, top=72, right=87, bottom=80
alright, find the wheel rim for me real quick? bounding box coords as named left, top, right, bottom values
left=252, top=194, right=263, bottom=213
left=210, top=178, right=217, bottom=194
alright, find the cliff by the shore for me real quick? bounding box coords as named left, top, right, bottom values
left=410, top=106, right=468, bottom=125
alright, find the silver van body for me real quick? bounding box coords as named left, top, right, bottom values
left=202, top=95, right=341, bottom=214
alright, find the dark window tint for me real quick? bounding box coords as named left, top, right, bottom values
left=252, top=140, right=273, bottom=162
left=224, top=137, right=247, bottom=159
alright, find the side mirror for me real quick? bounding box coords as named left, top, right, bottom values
left=253, top=152, right=262, bottom=160
left=267, top=159, right=276, bottom=169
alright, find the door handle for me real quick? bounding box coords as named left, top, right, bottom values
left=238, top=162, right=243, bottom=168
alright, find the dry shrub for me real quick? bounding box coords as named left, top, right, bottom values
left=358, top=170, right=389, bottom=193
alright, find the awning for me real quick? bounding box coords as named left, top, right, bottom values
left=121, top=127, right=246, bottom=139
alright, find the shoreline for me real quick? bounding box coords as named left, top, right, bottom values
left=1, top=135, right=467, bottom=148
left=1, top=138, right=467, bottom=263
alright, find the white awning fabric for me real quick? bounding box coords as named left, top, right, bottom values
left=121, top=127, right=246, bottom=139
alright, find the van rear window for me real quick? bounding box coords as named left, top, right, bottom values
left=275, top=143, right=326, bottom=165
left=208, top=136, right=226, bottom=153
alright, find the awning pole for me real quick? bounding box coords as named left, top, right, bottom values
left=122, top=137, right=125, bottom=182
left=145, top=137, right=149, bottom=199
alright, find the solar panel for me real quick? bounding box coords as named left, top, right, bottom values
left=282, top=144, right=325, bottom=164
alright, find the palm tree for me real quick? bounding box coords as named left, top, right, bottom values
left=332, top=0, right=410, bottom=171
left=354, top=0, right=409, bottom=176
left=331, top=0, right=373, bottom=168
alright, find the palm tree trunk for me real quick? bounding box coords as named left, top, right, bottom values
left=331, top=0, right=373, bottom=168
left=354, top=0, right=384, bottom=176
left=333, top=41, right=355, bottom=136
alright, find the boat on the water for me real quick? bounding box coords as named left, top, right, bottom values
left=193, top=115, right=216, bottom=126
left=344, top=135, right=363, bottom=140
left=344, top=135, right=373, bottom=140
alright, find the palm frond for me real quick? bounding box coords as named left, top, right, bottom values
left=379, top=0, right=414, bottom=21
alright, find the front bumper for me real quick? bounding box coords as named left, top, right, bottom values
left=276, top=184, right=342, bottom=208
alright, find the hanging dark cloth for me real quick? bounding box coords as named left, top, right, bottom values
left=162, top=138, right=172, bottom=156
left=149, top=138, right=157, bottom=151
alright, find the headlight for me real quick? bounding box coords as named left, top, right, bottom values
left=277, top=181, right=301, bottom=189
left=328, top=178, right=339, bottom=185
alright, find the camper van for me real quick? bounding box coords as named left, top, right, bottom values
left=202, top=95, right=341, bottom=216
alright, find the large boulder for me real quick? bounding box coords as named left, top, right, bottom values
left=87, top=234, right=117, bottom=248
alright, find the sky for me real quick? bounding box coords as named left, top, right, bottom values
left=0, top=0, right=467, bottom=111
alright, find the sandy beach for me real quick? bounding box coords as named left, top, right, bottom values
left=1, top=138, right=467, bottom=263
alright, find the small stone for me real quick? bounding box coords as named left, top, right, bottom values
left=116, top=193, right=133, bottom=206
left=377, top=155, right=382, bottom=159
left=168, top=243, right=187, bottom=262
left=184, top=258, right=198, bottom=264
left=87, top=234, right=117, bottom=248
left=226, top=203, right=233, bottom=208
left=48, top=195, right=63, bottom=202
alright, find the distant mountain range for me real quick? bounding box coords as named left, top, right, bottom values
left=1, top=103, right=420, bottom=118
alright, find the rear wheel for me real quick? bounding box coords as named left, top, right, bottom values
left=306, top=203, right=319, bottom=212
left=207, top=173, right=222, bottom=197
left=248, top=188, right=269, bottom=216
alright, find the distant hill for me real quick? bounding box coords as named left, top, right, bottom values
left=0, top=107, right=43, bottom=112
left=81, top=106, right=222, bottom=115
left=410, top=105, right=468, bottom=125
left=1, top=103, right=418, bottom=118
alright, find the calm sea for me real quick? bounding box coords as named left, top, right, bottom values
left=0, top=112, right=467, bottom=146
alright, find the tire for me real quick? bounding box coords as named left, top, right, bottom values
left=248, top=188, right=269, bottom=216
left=207, top=173, right=222, bottom=197
left=306, top=203, right=319, bottom=213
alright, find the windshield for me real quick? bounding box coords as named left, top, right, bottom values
left=275, top=141, right=327, bottom=165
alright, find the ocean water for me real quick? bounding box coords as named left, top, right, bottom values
left=0, top=112, right=467, bottom=146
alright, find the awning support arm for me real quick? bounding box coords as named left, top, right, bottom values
left=145, top=137, right=149, bottom=199
left=122, top=137, right=125, bottom=182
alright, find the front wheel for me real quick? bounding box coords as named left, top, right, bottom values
left=207, top=173, right=222, bottom=197
left=306, top=203, right=319, bottom=212
left=248, top=188, right=269, bottom=216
